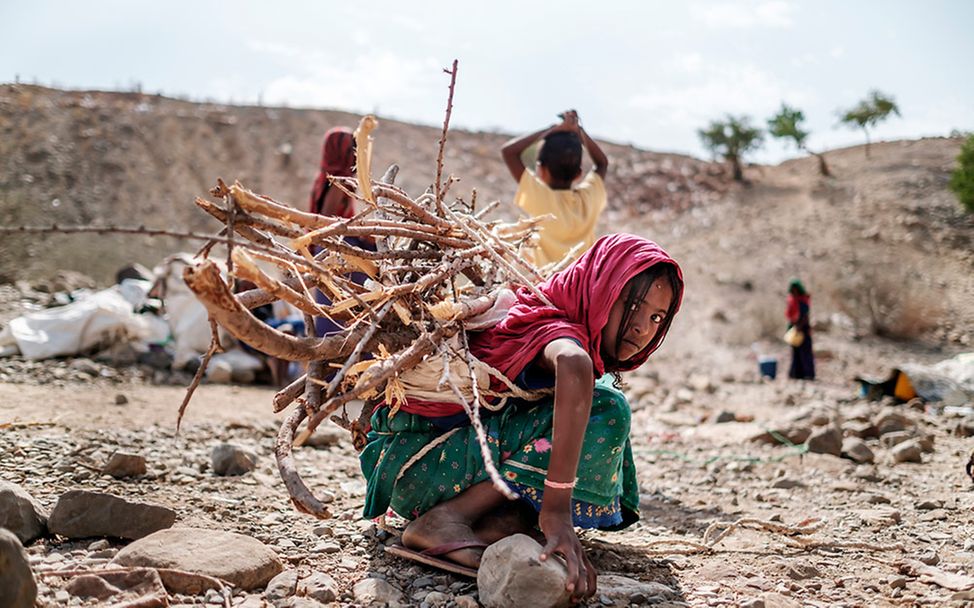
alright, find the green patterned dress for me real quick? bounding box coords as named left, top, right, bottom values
left=360, top=376, right=639, bottom=529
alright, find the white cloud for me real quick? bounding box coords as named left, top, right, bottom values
left=690, top=0, right=795, bottom=29
left=246, top=42, right=442, bottom=117
left=628, top=62, right=809, bottom=124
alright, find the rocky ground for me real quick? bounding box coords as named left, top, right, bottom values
left=1, top=342, right=973, bottom=607
left=2, top=86, right=973, bottom=607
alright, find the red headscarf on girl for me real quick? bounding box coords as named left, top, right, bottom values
left=470, top=233, right=684, bottom=380
left=309, top=127, right=356, bottom=217
left=393, top=234, right=683, bottom=418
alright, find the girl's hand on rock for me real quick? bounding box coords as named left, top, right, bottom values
left=539, top=510, right=597, bottom=601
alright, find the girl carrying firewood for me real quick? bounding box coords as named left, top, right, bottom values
left=360, top=233, right=683, bottom=602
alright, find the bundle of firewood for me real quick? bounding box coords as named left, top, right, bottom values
left=181, top=109, right=555, bottom=517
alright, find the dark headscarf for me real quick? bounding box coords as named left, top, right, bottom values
left=309, top=127, right=356, bottom=216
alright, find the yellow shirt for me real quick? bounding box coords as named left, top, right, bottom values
left=514, top=170, right=607, bottom=268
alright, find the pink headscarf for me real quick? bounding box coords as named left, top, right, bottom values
left=470, top=233, right=683, bottom=379
left=397, top=234, right=683, bottom=418
left=309, top=127, right=356, bottom=216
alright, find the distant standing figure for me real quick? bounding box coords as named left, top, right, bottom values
left=309, top=127, right=357, bottom=217
left=785, top=279, right=815, bottom=380
left=308, top=126, right=373, bottom=336
left=501, top=110, right=609, bottom=269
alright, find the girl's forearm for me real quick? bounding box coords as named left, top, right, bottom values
left=543, top=351, right=594, bottom=513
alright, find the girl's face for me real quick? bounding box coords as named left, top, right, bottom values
left=602, top=276, right=674, bottom=363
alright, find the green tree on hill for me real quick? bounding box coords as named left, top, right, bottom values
left=767, top=104, right=831, bottom=176
left=838, top=90, right=901, bottom=158
left=698, top=115, right=764, bottom=182
left=949, top=134, right=974, bottom=213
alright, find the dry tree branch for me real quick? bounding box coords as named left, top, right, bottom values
left=434, top=59, right=459, bottom=212
left=176, top=320, right=223, bottom=432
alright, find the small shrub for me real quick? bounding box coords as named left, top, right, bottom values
left=949, top=134, right=974, bottom=213
left=831, top=264, right=944, bottom=340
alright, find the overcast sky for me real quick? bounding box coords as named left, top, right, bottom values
left=2, top=0, right=971, bottom=162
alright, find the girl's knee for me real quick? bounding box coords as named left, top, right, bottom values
left=592, top=386, right=631, bottom=431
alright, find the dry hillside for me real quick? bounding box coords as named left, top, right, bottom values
left=0, top=84, right=727, bottom=284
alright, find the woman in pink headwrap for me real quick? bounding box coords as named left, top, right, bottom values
left=360, top=234, right=684, bottom=600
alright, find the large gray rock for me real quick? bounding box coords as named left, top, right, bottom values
left=805, top=426, right=842, bottom=457
left=0, top=481, right=48, bottom=544
left=48, top=490, right=175, bottom=540
left=841, top=437, right=875, bottom=464
left=211, top=443, right=258, bottom=476
left=353, top=577, right=404, bottom=605
left=478, top=534, right=572, bottom=608
left=112, top=527, right=283, bottom=591
left=0, top=528, right=37, bottom=608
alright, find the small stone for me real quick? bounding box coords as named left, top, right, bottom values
left=841, top=437, right=875, bottom=464
left=953, top=417, right=974, bottom=437
left=102, top=452, right=147, bottom=478
left=891, top=440, right=922, bottom=464
left=805, top=426, right=842, bottom=457
left=454, top=595, right=480, bottom=608
left=771, top=477, right=804, bottom=489
left=714, top=411, right=736, bottom=423
left=0, top=481, right=49, bottom=544
left=888, top=576, right=907, bottom=589
left=313, top=542, right=341, bottom=554
left=297, top=572, right=338, bottom=603
left=301, top=425, right=344, bottom=449
left=265, top=569, right=298, bottom=600
left=87, top=540, right=111, bottom=552
left=115, top=393, right=128, bottom=405
left=916, top=499, right=944, bottom=511
left=917, top=551, right=940, bottom=565
left=740, top=600, right=765, bottom=608
left=413, top=576, right=435, bottom=588
left=353, top=578, right=403, bottom=605
left=210, top=444, right=258, bottom=476
left=842, top=420, right=878, bottom=439
left=874, top=411, right=913, bottom=436
left=598, top=575, right=676, bottom=604
left=750, top=425, right=812, bottom=446
left=880, top=431, right=913, bottom=448
left=786, top=563, right=821, bottom=580
left=425, top=590, right=451, bottom=606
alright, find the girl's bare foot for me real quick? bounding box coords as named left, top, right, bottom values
left=401, top=504, right=485, bottom=569
left=474, top=501, right=544, bottom=544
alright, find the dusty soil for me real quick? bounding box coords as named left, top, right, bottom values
left=1, top=86, right=973, bottom=607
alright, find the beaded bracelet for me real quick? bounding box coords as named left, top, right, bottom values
left=543, top=478, right=576, bottom=490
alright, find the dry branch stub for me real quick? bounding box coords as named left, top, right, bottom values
left=181, top=105, right=552, bottom=516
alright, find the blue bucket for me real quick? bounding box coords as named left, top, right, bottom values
left=758, top=357, right=778, bottom=379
